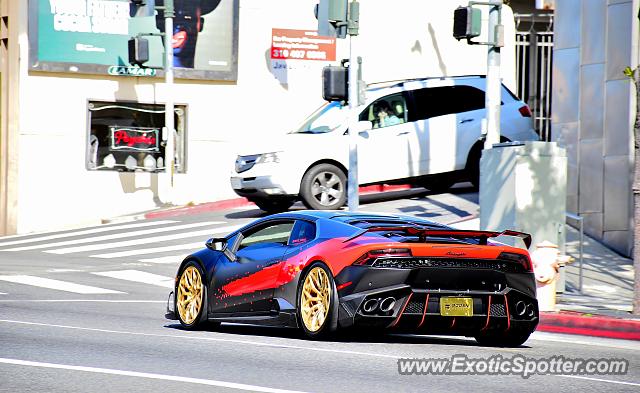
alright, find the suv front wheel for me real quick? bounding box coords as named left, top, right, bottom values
left=300, top=163, right=347, bottom=210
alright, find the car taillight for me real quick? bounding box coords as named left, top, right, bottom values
left=498, top=252, right=533, bottom=272
left=518, top=105, right=532, bottom=117
left=353, top=248, right=412, bottom=266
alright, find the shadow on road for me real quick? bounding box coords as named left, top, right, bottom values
left=224, top=182, right=479, bottom=221
left=164, top=322, right=530, bottom=349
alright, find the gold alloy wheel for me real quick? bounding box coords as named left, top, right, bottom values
left=300, top=266, right=331, bottom=332
left=177, top=266, right=203, bottom=325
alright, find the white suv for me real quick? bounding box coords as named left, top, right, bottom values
left=231, top=76, right=539, bottom=212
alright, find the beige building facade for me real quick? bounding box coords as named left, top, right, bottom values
left=0, top=0, right=516, bottom=235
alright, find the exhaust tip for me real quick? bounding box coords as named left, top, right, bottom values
left=379, top=297, right=396, bottom=312
left=526, top=303, right=535, bottom=317
left=362, top=298, right=379, bottom=313
left=515, top=300, right=526, bottom=316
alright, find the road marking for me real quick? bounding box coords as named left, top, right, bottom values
left=0, top=319, right=400, bottom=359
left=0, top=300, right=164, bottom=303
left=3, top=221, right=224, bottom=252
left=582, top=284, right=618, bottom=294
left=47, top=269, right=84, bottom=273
left=47, top=224, right=242, bottom=255
left=92, top=243, right=203, bottom=259
left=0, top=220, right=176, bottom=248
left=139, top=254, right=188, bottom=264
left=90, top=224, right=243, bottom=259
left=0, top=358, right=307, bottom=393
left=557, top=375, right=640, bottom=387
left=0, top=276, right=125, bottom=294
left=93, top=270, right=174, bottom=289
left=1, top=318, right=639, bottom=387
left=0, top=292, right=6, bottom=295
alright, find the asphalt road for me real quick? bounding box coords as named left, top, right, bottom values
left=1, top=186, right=638, bottom=392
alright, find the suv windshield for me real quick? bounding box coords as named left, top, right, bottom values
left=291, top=101, right=349, bottom=134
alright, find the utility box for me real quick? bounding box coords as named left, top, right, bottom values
left=479, top=141, right=567, bottom=255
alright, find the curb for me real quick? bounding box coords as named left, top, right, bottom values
left=537, top=311, right=640, bottom=341
left=142, top=184, right=414, bottom=220
left=144, top=197, right=253, bottom=220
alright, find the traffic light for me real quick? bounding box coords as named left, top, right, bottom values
left=322, top=65, right=348, bottom=102
left=315, top=0, right=348, bottom=38
left=453, top=6, right=481, bottom=41
left=129, top=0, right=155, bottom=18
left=128, top=37, right=149, bottom=66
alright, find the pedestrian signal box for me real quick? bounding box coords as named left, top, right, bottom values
left=453, top=6, right=481, bottom=41
left=322, top=66, right=348, bottom=102
left=128, top=37, right=149, bottom=66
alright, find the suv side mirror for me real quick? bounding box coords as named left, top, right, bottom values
left=205, top=237, right=227, bottom=251
left=344, top=120, right=373, bottom=135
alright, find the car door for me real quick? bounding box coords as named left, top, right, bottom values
left=357, top=93, right=412, bottom=183
left=406, top=85, right=485, bottom=175
left=209, top=220, right=295, bottom=314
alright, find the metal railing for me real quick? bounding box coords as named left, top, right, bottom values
left=515, top=13, right=554, bottom=141
left=565, top=212, right=584, bottom=293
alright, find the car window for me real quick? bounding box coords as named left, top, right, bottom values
left=409, top=86, right=485, bottom=121
left=238, top=221, right=295, bottom=250
left=359, top=93, right=407, bottom=129
left=289, top=220, right=316, bottom=246
left=291, top=101, right=349, bottom=134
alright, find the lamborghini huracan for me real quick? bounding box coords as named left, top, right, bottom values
left=165, top=211, right=539, bottom=346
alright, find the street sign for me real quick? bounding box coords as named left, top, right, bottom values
left=271, top=29, right=336, bottom=61
left=107, top=65, right=156, bottom=77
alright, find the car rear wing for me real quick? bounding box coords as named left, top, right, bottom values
left=345, top=226, right=532, bottom=249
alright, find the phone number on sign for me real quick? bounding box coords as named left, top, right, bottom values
left=271, top=49, right=328, bottom=60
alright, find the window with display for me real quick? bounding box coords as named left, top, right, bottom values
left=87, top=101, right=186, bottom=173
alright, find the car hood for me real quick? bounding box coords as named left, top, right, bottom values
left=235, top=132, right=341, bottom=157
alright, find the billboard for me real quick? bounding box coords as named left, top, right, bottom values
left=28, top=0, right=239, bottom=80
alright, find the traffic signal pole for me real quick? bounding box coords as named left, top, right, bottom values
left=163, top=0, right=175, bottom=202
left=484, top=2, right=502, bottom=149
left=316, top=0, right=361, bottom=211
left=346, top=16, right=359, bottom=212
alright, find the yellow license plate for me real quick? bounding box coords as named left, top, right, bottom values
left=440, top=297, right=473, bottom=317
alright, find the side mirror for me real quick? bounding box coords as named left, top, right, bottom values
left=344, top=120, right=373, bottom=135
left=205, top=237, right=227, bottom=251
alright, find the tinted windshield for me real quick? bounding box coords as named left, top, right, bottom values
left=291, top=101, right=348, bottom=134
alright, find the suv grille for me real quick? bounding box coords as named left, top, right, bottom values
left=371, top=257, right=526, bottom=273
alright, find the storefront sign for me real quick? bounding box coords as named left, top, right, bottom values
left=108, top=65, right=156, bottom=77
left=271, top=28, right=336, bottom=61
left=110, top=127, right=160, bottom=152
left=28, top=0, right=239, bottom=80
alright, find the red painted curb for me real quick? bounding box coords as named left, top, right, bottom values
left=359, top=184, right=412, bottom=194
left=144, top=197, right=254, bottom=219
left=538, top=312, right=640, bottom=341
left=143, top=184, right=414, bottom=220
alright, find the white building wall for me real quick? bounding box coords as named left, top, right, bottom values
left=13, top=0, right=517, bottom=233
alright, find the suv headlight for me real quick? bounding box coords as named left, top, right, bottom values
left=235, top=154, right=259, bottom=173
left=235, top=152, right=282, bottom=173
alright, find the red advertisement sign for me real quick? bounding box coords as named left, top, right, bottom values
left=271, top=28, right=336, bottom=61
left=110, top=126, right=160, bottom=152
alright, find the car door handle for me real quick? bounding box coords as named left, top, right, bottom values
left=396, top=131, right=410, bottom=136
left=459, top=118, right=474, bottom=124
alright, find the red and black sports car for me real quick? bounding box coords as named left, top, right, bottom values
left=166, top=211, right=538, bottom=346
